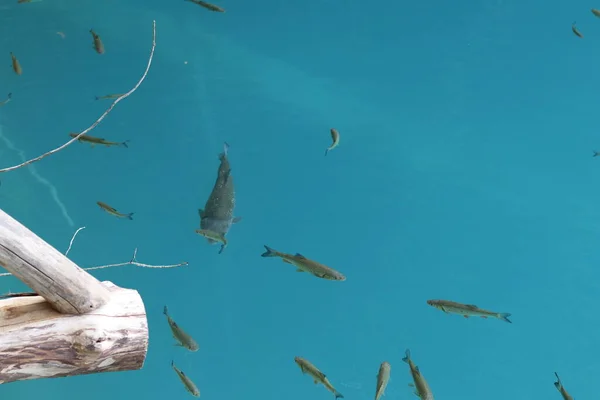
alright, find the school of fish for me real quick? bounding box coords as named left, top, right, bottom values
left=2, top=1, right=588, bottom=399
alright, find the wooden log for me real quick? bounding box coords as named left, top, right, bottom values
left=0, top=281, right=148, bottom=384
left=0, top=208, right=111, bottom=314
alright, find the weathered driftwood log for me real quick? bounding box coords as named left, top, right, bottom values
left=0, top=281, right=148, bottom=384
left=0, top=208, right=111, bottom=314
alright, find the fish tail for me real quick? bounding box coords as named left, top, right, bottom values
left=218, top=244, right=226, bottom=254
left=163, top=306, right=169, bottom=316
left=261, top=245, right=277, bottom=257
left=121, top=140, right=130, bottom=148
left=94, top=95, right=99, bottom=100
left=401, top=349, right=411, bottom=364
left=324, top=148, right=329, bottom=156
left=220, top=142, right=230, bottom=160
left=498, top=313, right=512, bottom=323
left=334, top=391, right=344, bottom=399
left=553, top=372, right=562, bottom=390
left=594, top=151, right=599, bottom=157
left=7, top=93, right=12, bottom=99
left=127, top=212, right=134, bottom=220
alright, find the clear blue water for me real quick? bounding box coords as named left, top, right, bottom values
left=0, top=0, right=598, bottom=398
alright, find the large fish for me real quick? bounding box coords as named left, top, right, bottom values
left=198, top=142, right=241, bottom=254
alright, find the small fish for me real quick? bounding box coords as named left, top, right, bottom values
left=171, top=360, right=200, bottom=397
left=572, top=22, right=583, bottom=38
left=95, top=93, right=125, bottom=101
left=185, top=0, right=225, bottom=12
left=0, top=93, right=12, bottom=107
left=163, top=306, right=199, bottom=352
left=402, top=350, right=434, bottom=400
left=261, top=245, right=346, bottom=281
left=553, top=372, right=574, bottom=400
left=195, top=229, right=228, bottom=254
left=427, top=299, right=512, bottom=323
left=69, top=133, right=129, bottom=148
left=375, top=362, right=391, bottom=400
left=325, top=128, right=340, bottom=156
left=592, top=8, right=600, bottom=17
left=90, top=29, right=105, bottom=54
left=10, top=52, right=21, bottom=75
left=295, top=357, right=344, bottom=399
left=97, top=201, right=134, bottom=220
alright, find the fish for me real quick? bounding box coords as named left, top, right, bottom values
left=375, top=361, right=391, bottom=400
left=10, top=52, right=21, bottom=75
left=592, top=8, right=600, bottom=17
left=185, top=0, right=225, bottom=12
left=90, top=29, right=105, bottom=54
left=261, top=245, right=346, bottom=281
left=0, top=93, right=12, bottom=107
left=198, top=142, right=241, bottom=253
left=171, top=360, right=200, bottom=397
left=195, top=229, right=227, bottom=254
left=294, top=357, right=344, bottom=399
left=69, top=133, right=129, bottom=148
left=572, top=22, right=583, bottom=38
left=325, top=128, right=340, bottom=156
left=163, top=306, right=199, bottom=352
left=97, top=201, right=134, bottom=220
left=402, top=350, right=434, bottom=400
left=553, top=372, right=574, bottom=400
left=95, top=93, right=125, bottom=101
left=426, top=299, right=512, bottom=323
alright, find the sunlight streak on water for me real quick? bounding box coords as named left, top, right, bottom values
left=0, top=125, right=74, bottom=227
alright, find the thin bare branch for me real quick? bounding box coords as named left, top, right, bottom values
left=0, top=20, right=157, bottom=173
left=0, top=247, right=187, bottom=277
left=65, top=226, right=86, bottom=256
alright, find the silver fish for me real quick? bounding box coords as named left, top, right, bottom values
left=402, top=349, right=434, bottom=400
left=375, top=361, right=391, bottom=400
left=198, top=142, right=241, bottom=254
left=164, top=306, right=199, bottom=352
left=171, top=360, right=200, bottom=397
left=295, top=356, right=344, bottom=399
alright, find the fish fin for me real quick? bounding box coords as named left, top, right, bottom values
left=171, top=360, right=174, bottom=367
left=594, top=151, right=599, bottom=157
left=218, top=244, right=226, bottom=254
left=295, top=253, right=307, bottom=259
left=498, top=313, right=512, bottom=323
left=325, top=148, right=329, bottom=156
left=232, top=216, right=242, bottom=223
left=414, top=366, right=420, bottom=375
left=174, top=343, right=184, bottom=347
left=283, top=259, right=292, bottom=264
left=126, top=213, right=134, bottom=220
left=7, top=93, right=11, bottom=99
left=313, top=379, right=318, bottom=384
left=408, top=383, right=414, bottom=387
left=121, top=140, right=129, bottom=148
left=261, top=245, right=277, bottom=257
left=296, top=269, right=304, bottom=272
left=464, top=304, right=478, bottom=310
left=413, top=390, right=421, bottom=398
left=401, top=349, right=411, bottom=363
left=198, top=209, right=205, bottom=218
left=163, top=306, right=168, bottom=316
left=94, top=95, right=99, bottom=100
left=554, top=372, right=562, bottom=390
left=335, top=391, right=344, bottom=399
left=223, top=141, right=230, bottom=155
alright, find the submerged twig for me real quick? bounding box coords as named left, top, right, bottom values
left=65, top=226, right=86, bottom=256
left=0, top=19, right=157, bottom=173
left=0, top=248, right=187, bottom=277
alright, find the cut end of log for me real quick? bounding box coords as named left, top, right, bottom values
left=0, top=281, right=148, bottom=384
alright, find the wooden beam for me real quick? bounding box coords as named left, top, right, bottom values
left=0, top=281, right=148, bottom=384
left=0, top=208, right=111, bottom=314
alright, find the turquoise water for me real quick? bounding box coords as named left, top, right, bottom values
left=0, top=0, right=598, bottom=398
